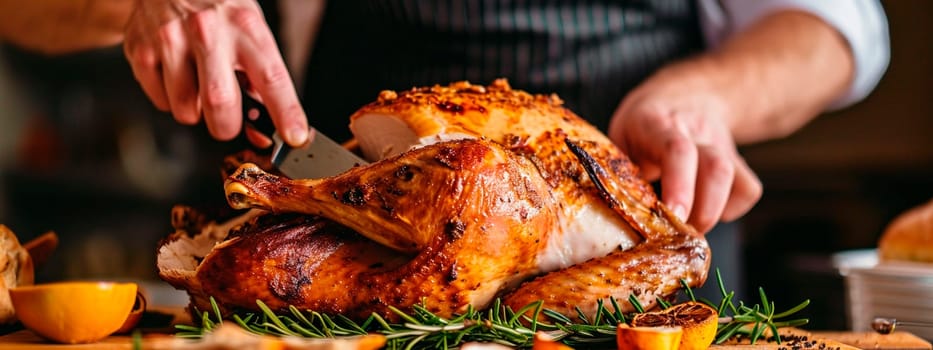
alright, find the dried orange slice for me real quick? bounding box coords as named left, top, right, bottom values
left=630, top=301, right=719, bottom=350
left=617, top=324, right=683, bottom=350
left=532, top=331, right=573, bottom=350
left=9, top=281, right=138, bottom=344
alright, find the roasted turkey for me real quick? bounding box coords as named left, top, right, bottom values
left=157, top=79, right=710, bottom=321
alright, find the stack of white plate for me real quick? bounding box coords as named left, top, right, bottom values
left=834, top=249, right=933, bottom=340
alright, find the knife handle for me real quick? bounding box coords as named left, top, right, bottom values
left=241, top=85, right=277, bottom=141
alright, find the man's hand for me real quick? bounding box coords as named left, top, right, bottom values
left=123, top=0, right=308, bottom=146
left=609, top=10, right=855, bottom=234
left=608, top=61, right=762, bottom=234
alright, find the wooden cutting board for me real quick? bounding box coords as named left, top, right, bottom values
left=0, top=332, right=154, bottom=350
left=0, top=329, right=929, bottom=349
left=1, top=309, right=930, bottom=350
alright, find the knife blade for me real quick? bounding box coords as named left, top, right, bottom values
left=242, top=88, right=368, bottom=179
left=270, top=127, right=368, bottom=179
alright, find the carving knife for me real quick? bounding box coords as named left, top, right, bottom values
left=242, top=90, right=368, bottom=179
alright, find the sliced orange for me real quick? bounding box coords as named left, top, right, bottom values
left=532, top=331, right=573, bottom=350
left=630, top=301, right=719, bottom=350
left=617, top=323, right=683, bottom=350
left=9, top=281, right=138, bottom=344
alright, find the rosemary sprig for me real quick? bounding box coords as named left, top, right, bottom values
left=176, top=268, right=809, bottom=348
left=703, top=269, right=811, bottom=345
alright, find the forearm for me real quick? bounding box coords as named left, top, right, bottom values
left=674, top=10, right=855, bottom=144
left=0, top=0, right=132, bottom=55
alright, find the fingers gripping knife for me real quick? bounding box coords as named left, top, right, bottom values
left=241, top=89, right=368, bottom=179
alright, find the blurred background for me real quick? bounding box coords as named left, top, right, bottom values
left=0, top=0, right=930, bottom=331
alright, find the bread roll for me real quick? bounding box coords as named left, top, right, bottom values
left=878, top=198, right=933, bottom=263
left=0, top=225, right=34, bottom=324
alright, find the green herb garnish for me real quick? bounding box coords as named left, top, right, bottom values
left=176, top=268, right=809, bottom=348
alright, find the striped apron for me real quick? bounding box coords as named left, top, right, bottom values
left=297, top=0, right=704, bottom=141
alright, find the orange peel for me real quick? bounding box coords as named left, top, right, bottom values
left=115, top=290, right=147, bottom=334
left=617, top=323, right=684, bottom=350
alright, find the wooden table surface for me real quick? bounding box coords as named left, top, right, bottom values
left=712, top=328, right=932, bottom=350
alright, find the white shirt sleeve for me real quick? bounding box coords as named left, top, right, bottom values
left=696, top=0, right=890, bottom=110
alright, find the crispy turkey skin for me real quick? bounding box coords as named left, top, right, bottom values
left=157, top=79, right=711, bottom=321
